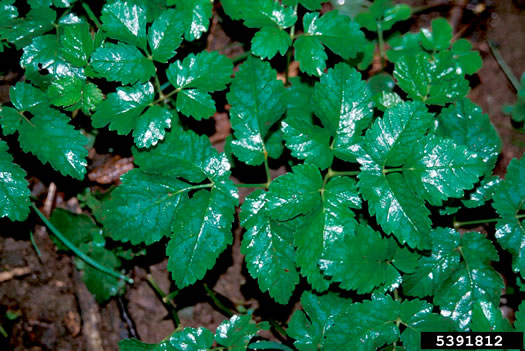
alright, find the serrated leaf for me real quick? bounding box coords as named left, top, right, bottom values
left=394, top=51, right=469, bottom=105
left=320, top=223, right=417, bottom=293
left=437, top=98, right=501, bottom=170
left=168, top=187, right=237, bottom=288
left=92, top=82, right=171, bottom=148
left=288, top=291, right=354, bottom=351
left=283, top=0, right=322, bottom=11
left=295, top=176, right=361, bottom=292
left=240, top=190, right=299, bottom=304
left=267, top=164, right=322, bottom=221
left=215, top=314, right=269, bottom=351
left=48, top=77, right=103, bottom=114
left=102, top=170, right=189, bottom=245
left=493, top=157, right=525, bottom=279
left=281, top=113, right=333, bottom=169
left=100, top=0, right=147, bottom=49
left=356, top=0, right=411, bottom=32
left=17, top=107, right=88, bottom=179
left=148, top=8, right=184, bottom=63
left=294, top=11, right=365, bottom=76
left=451, top=39, right=482, bottom=75
left=91, top=42, right=155, bottom=85
left=420, top=18, right=452, bottom=52
left=239, top=0, right=297, bottom=29
left=251, top=26, right=291, bottom=59
left=119, top=327, right=214, bottom=351
left=285, top=77, right=314, bottom=119
left=176, top=89, right=215, bottom=120
left=59, top=23, right=95, bottom=67
left=227, top=57, right=286, bottom=165
left=312, top=63, right=373, bottom=161
left=1, top=7, right=56, bottom=49
left=0, top=139, right=30, bottom=221
left=433, top=231, right=502, bottom=329
left=168, top=0, right=212, bottom=41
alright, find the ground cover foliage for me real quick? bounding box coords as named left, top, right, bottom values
left=0, top=0, right=524, bottom=350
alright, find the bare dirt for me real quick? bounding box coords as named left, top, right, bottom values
left=0, top=1, right=524, bottom=350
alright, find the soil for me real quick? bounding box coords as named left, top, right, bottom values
left=0, top=1, right=524, bottom=350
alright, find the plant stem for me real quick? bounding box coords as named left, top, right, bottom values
left=263, top=152, right=272, bottom=189
left=203, top=283, right=233, bottom=317
left=232, top=51, right=250, bottom=64
left=160, top=81, right=171, bottom=91
left=235, top=183, right=268, bottom=188
left=31, top=203, right=134, bottom=284
left=163, top=289, right=180, bottom=304
left=146, top=274, right=180, bottom=327
left=330, top=170, right=361, bottom=177
left=377, top=21, right=386, bottom=70
left=488, top=40, right=521, bottom=92
left=152, top=88, right=181, bottom=105
left=29, top=231, right=42, bottom=259
left=453, top=218, right=499, bottom=228
left=82, top=3, right=102, bottom=29
left=268, top=318, right=288, bottom=338
left=284, top=5, right=298, bottom=86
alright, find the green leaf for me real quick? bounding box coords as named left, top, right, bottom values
left=267, top=164, right=322, bottom=221
left=167, top=51, right=233, bottom=119
left=394, top=51, right=470, bottom=105
left=251, top=26, right=292, bottom=59
left=90, top=42, right=155, bottom=85
left=92, top=82, right=171, bottom=148
left=283, top=0, right=322, bottom=11
left=420, top=18, right=452, bottom=52
left=433, top=231, right=503, bottom=330
left=451, top=39, right=482, bottom=75
left=436, top=98, right=501, bottom=171
left=386, top=32, right=421, bottom=62
left=48, top=77, right=103, bottom=114
left=0, top=83, right=47, bottom=136
left=356, top=0, right=411, bottom=32
left=100, top=0, right=147, bottom=49
left=168, top=0, right=212, bottom=41
left=281, top=113, right=333, bottom=169
left=493, top=157, right=525, bottom=279
left=167, top=186, right=237, bottom=288
left=462, top=175, right=502, bottom=209
left=119, top=327, right=214, bottom=351
left=102, top=170, right=188, bottom=245
left=294, top=11, right=365, bottom=76
left=215, top=314, right=269, bottom=350
left=118, top=339, right=157, bottom=351
left=50, top=208, right=101, bottom=249
left=312, top=63, right=373, bottom=161
left=16, top=107, right=88, bottom=179
left=0, top=139, right=30, bottom=221
left=240, top=190, right=299, bottom=304
left=59, top=23, right=95, bottom=67
left=1, top=7, right=56, bottom=49
left=288, top=291, right=354, bottom=351
left=285, top=77, right=314, bottom=119
left=503, top=73, right=525, bottom=123
left=248, top=341, right=293, bottom=351
left=227, top=57, right=286, bottom=165
left=357, top=101, right=485, bottom=249
left=148, top=9, right=184, bottom=63
left=239, top=0, right=297, bottom=29
left=320, top=223, right=418, bottom=293
left=295, top=176, right=361, bottom=292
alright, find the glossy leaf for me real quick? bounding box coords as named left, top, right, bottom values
left=356, top=0, right=411, bottom=32
left=227, top=57, right=286, bottom=165
left=168, top=0, right=212, bottom=41
left=394, top=51, right=470, bottom=105
left=0, top=139, right=30, bottom=221
left=294, top=11, right=365, bottom=76
left=493, top=157, right=525, bottom=279
left=251, top=26, right=292, bottom=59
left=282, top=0, right=322, bottom=11
left=119, top=327, right=214, bottom=351
left=91, top=42, right=155, bottom=85
left=100, top=0, right=147, bottom=49
left=451, top=39, right=482, bottom=75
left=59, top=23, right=95, bottom=67
left=420, top=18, right=452, bottom=52
left=48, top=77, right=103, bottom=114
left=240, top=190, right=299, bottom=304
left=148, top=9, right=184, bottom=63
left=312, top=63, right=373, bottom=161
left=239, top=0, right=297, bottom=29
left=1, top=7, right=56, bottom=49
left=215, top=314, right=269, bottom=350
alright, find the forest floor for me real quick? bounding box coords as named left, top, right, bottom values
left=0, top=1, right=524, bottom=350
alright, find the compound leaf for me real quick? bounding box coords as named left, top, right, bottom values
left=0, top=139, right=30, bottom=221
left=493, top=157, right=525, bottom=279
left=227, top=57, right=286, bottom=165
left=91, top=42, right=155, bottom=85
left=100, top=0, right=147, bottom=49
left=48, top=77, right=103, bottom=114
left=294, top=11, right=365, bottom=76
left=240, top=190, right=299, bottom=304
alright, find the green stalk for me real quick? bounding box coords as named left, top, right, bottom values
left=235, top=183, right=269, bottom=188
left=31, top=204, right=134, bottom=284
left=30, top=231, right=42, bottom=259
left=377, top=21, right=386, bottom=70
left=284, top=5, right=298, bottom=86
left=263, top=152, right=272, bottom=189
left=82, top=3, right=102, bottom=29
left=488, top=40, right=521, bottom=92
left=147, top=274, right=180, bottom=327
left=203, top=283, right=233, bottom=317
left=453, top=218, right=499, bottom=228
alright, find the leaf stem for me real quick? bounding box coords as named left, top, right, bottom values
left=235, top=183, right=268, bottom=188
left=284, top=5, right=298, bottom=86
left=488, top=40, right=521, bottom=92
left=31, top=203, right=134, bottom=284
left=29, top=231, right=42, bottom=259
left=163, top=289, right=180, bottom=304
left=153, top=88, right=181, bottom=105
left=377, top=21, right=386, bottom=70
left=268, top=318, right=288, bottom=338
left=146, top=274, right=180, bottom=327
left=330, top=170, right=361, bottom=177
left=263, top=152, right=272, bottom=189
left=453, top=218, right=499, bottom=228
left=203, top=283, right=233, bottom=317
left=82, top=3, right=102, bottom=29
